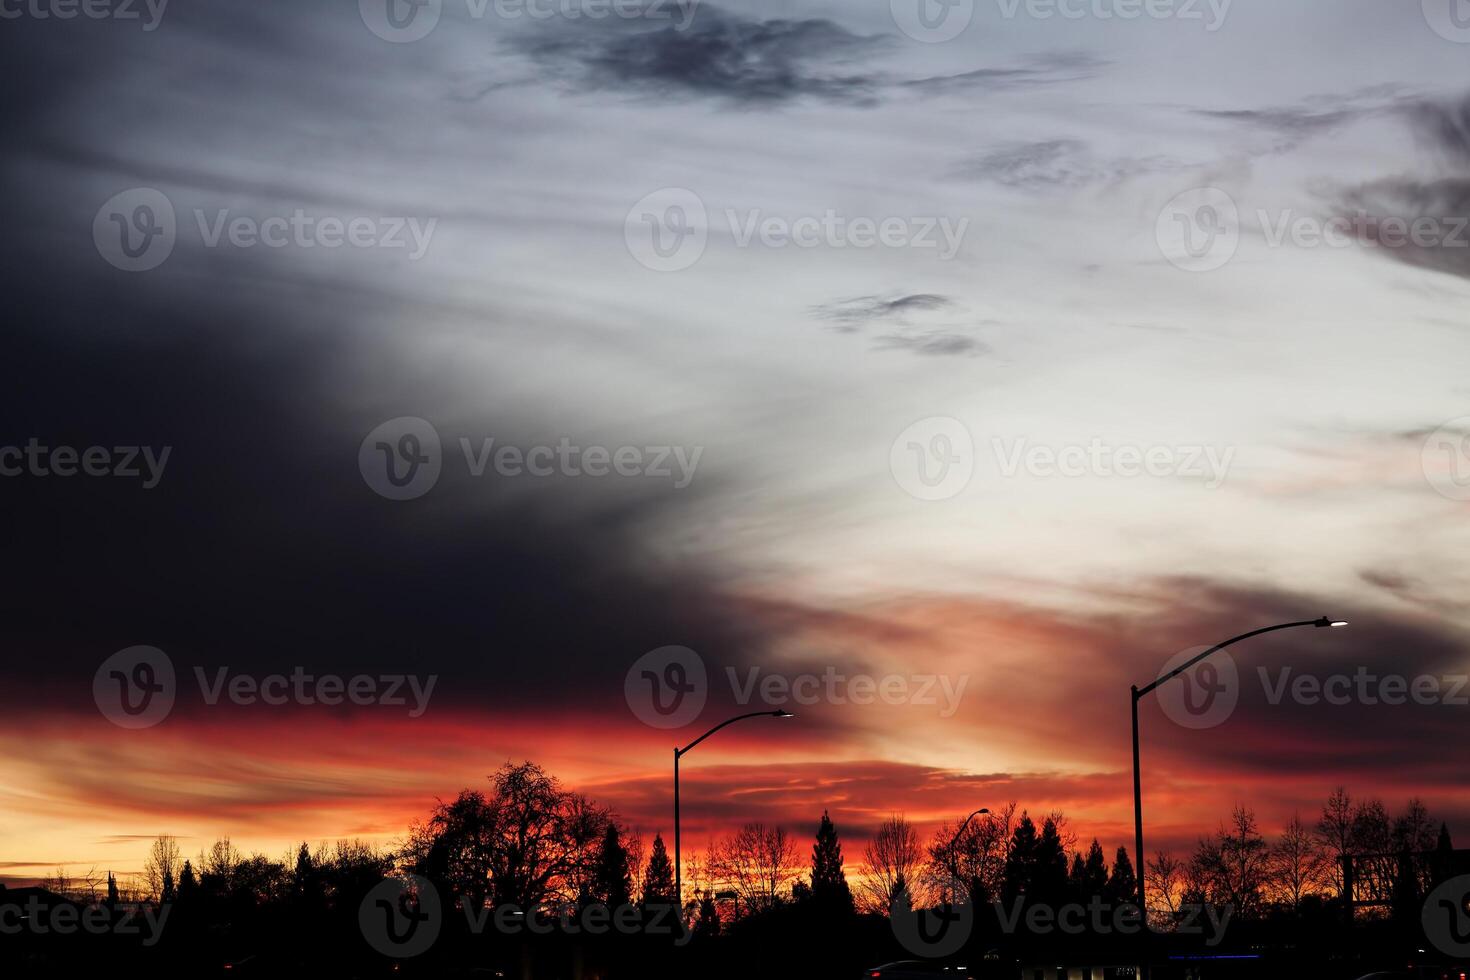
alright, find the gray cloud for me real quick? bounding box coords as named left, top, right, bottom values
left=502, top=9, right=1104, bottom=107
left=809, top=294, right=988, bottom=357
left=873, top=331, right=988, bottom=357
left=1327, top=93, right=1470, bottom=281
left=952, top=138, right=1180, bottom=189
left=505, top=9, right=886, bottom=105
left=1198, top=85, right=1409, bottom=136
left=810, top=293, right=955, bottom=327
left=902, top=51, right=1108, bottom=95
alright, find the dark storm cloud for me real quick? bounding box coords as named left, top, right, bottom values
left=501, top=7, right=1104, bottom=106
left=506, top=8, right=886, bottom=105
left=1325, top=93, right=1470, bottom=281
left=1358, top=569, right=1470, bottom=618
left=1410, top=93, right=1470, bottom=164
left=1080, top=577, right=1470, bottom=793
left=0, top=195, right=791, bottom=728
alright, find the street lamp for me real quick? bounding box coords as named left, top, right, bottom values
left=944, top=808, right=990, bottom=900
left=674, top=710, right=793, bottom=913
left=1130, top=616, right=1346, bottom=964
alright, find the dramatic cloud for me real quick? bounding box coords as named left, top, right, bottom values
left=505, top=9, right=886, bottom=104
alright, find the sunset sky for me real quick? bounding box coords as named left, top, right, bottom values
left=2, top=0, right=1469, bottom=890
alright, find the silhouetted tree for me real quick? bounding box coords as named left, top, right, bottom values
left=177, top=860, right=198, bottom=902
left=810, top=811, right=853, bottom=915
left=143, top=835, right=181, bottom=903
left=1073, top=839, right=1108, bottom=902
left=710, top=823, right=800, bottom=912
left=642, top=834, right=675, bottom=907
left=860, top=816, right=922, bottom=913
left=1189, top=807, right=1267, bottom=916
left=1031, top=818, right=1070, bottom=908
left=1002, top=812, right=1040, bottom=904
left=1107, top=846, right=1137, bottom=908
left=592, top=823, right=632, bottom=908
left=1315, top=787, right=1355, bottom=896
left=695, top=893, right=720, bottom=937
left=1269, top=814, right=1325, bottom=910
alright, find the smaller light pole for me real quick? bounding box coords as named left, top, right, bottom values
left=674, top=710, right=793, bottom=914
left=944, top=807, right=990, bottom=901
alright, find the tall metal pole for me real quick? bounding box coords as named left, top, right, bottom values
left=1132, top=686, right=1144, bottom=913
left=671, top=710, right=791, bottom=921
left=1132, top=686, right=1147, bottom=980
left=1129, top=616, right=1344, bottom=977
left=673, top=747, right=681, bottom=912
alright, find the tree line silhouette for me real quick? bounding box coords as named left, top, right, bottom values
left=5, top=762, right=1463, bottom=978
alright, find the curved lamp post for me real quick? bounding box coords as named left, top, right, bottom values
left=674, top=710, right=793, bottom=911
left=944, top=807, right=990, bottom=901
left=1130, top=616, right=1346, bottom=969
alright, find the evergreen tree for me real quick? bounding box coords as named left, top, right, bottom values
left=106, top=871, right=119, bottom=909
left=642, top=834, right=675, bottom=907
left=1003, top=813, right=1039, bottom=904
left=1032, top=818, right=1070, bottom=909
left=178, top=860, right=198, bottom=902
left=1107, top=847, right=1137, bottom=907
left=810, top=811, right=854, bottom=914
left=1080, top=839, right=1109, bottom=899
left=593, top=823, right=633, bottom=908
left=1433, top=822, right=1455, bottom=885
left=162, top=868, right=175, bottom=903
left=695, top=894, right=721, bottom=938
